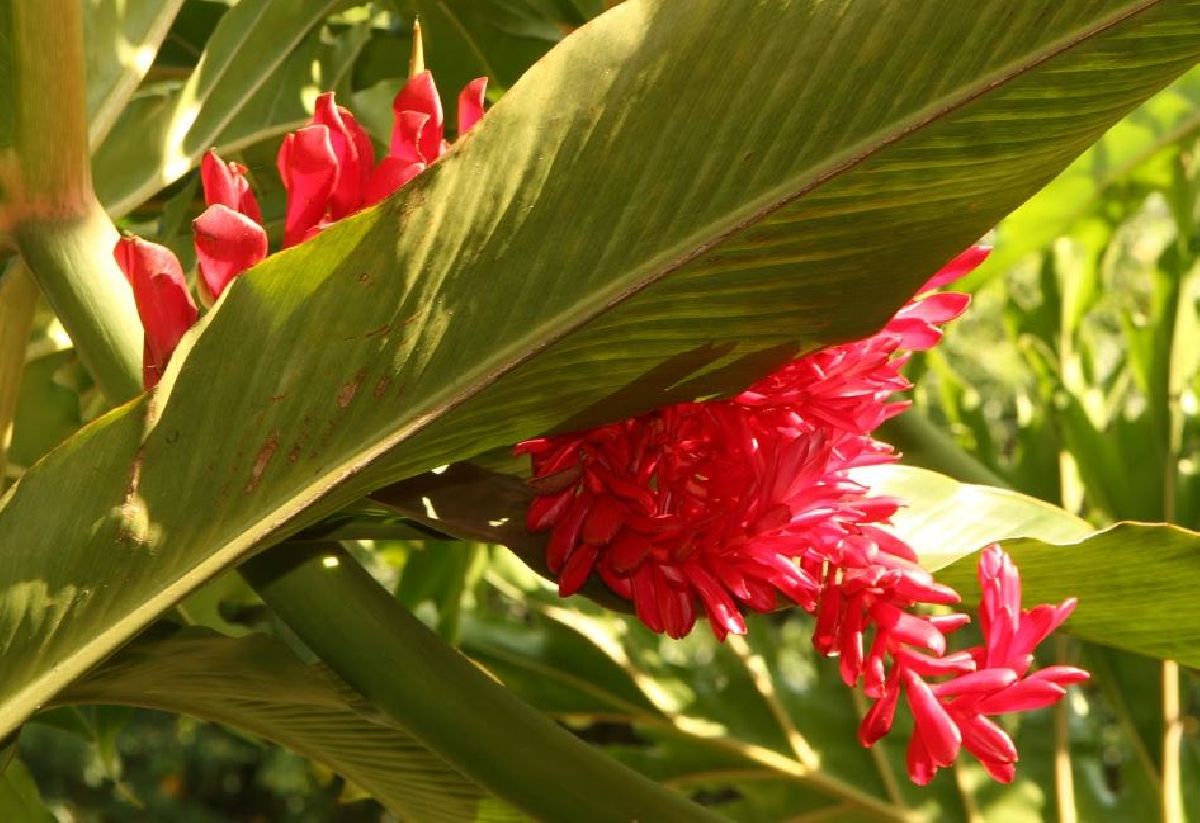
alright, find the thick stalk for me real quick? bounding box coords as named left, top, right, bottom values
left=243, top=542, right=721, bottom=823
left=2, top=0, right=142, bottom=401
left=0, top=260, right=37, bottom=481
left=15, top=208, right=141, bottom=401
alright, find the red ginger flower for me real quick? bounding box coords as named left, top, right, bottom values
left=517, top=246, right=1089, bottom=784
left=119, top=68, right=487, bottom=389
left=518, top=247, right=984, bottom=639
left=859, top=545, right=1087, bottom=785
left=113, top=236, right=198, bottom=389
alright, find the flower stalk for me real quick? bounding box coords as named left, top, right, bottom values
left=242, top=542, right=723, bottom=822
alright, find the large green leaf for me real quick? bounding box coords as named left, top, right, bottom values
left=4, top=0, right=1200, bottom=743
left=91, top=0, right=348, bottom=216
left=57, top=627, right=514, bottom=822
left=852, top=465, right=1093, bottom=571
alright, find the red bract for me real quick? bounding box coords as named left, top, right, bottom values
left=195, top=151, right=268, bottom=302
left=517, top=247, right=1090, bottom=784
left=121, top=65, right=488, bottom=389
left=113, top=236, right=198, bottom=388
left=279, top=75, right=488, bottom=246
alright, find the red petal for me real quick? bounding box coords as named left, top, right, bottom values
left=391, top=71, right=443, bottom=163
left=958, top=713, right=1017, bottom=764
left=871, top=602, right=946, bottom=655
left=930, top=667, right=1017, bottom=699
left=457, top=77, right=488, bottom=135
left=686, top=565, right=746, bottom=641
left=630, top=565, right=665, bottom=634
left=363, top=157, right=426, bottom=206
left=277, top=125, right=338, bottom=248
left=312, top=92, right=376, bottom=218
left=906, top=732, right=937, bottom=786
left=546, top=493, right=589, bottom=574
left=921, top=245, right=991, bottom=291
left=1028, top=665, right=1090, bottom=687
left=976, top=679, right=1067, bottom=714
left=607, top=531, right=651, bottom=574
left=200, top=150, right=262, bottom=222
left=903, top=669, right=961, bottom=767
left=526, top=490, right=571, bottom=532
left=193, top=205, right=268, bottom=302
left=581, top=495, right=626, bottom=545
left=858, top=684, right=900, bottom=747
left=113, top=236, right=198, bottom=389
left=558, top=542, right=600, bottom=597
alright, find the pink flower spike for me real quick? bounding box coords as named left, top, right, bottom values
left=458, top=77, right=488, bottom=135
left=200, top=150, right=262, bottom=223
left=193, top=204, right=268, bottom=303
left=903, top=669, right=961, bottom=767
left=113, top=236, right=198, bottom=389
left=391, top=71, right=444, bottom=163
left=277, top=125, right=339, bottom=248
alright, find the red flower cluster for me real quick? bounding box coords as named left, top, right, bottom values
left=116, top=70, right=486, bottom=387
left=517, top=247, right=1088, bottom=783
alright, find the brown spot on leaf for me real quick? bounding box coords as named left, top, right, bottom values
left=246, top=432, right=280, bottom=492
left=373, top=377, right=392, bottom=399
left=337, top=371, right=366, bottom=409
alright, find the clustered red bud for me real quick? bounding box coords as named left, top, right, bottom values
left=518, top=246, right=1089, bottom=784
left=114, top=236, right=198, bottom=389
left=115, top=69, right=487, bottom=388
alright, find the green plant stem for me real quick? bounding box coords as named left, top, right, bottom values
left=15, top=207, right=141, bottom=402
left=0, top=261, right=37, bottom=481
left=242, top=541, right=722, bottom=823
left=879, top=410, right=1009, bottom=488
left=3, top=0, right=142, bottom=402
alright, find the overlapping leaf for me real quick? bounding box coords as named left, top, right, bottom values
left=56, top=627, right=515, bottom=822
left=3, top=0, right=1200, bottom=746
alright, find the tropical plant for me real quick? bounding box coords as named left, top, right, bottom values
left=0, top=1, right=1198, bottom=820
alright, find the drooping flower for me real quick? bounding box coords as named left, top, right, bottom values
left=518, top=247, right=983, bottom=638
left=858, top=545, right=1088, bottom=784
left=516, top=246, right=1089, bottom=784
left=113, top=235, right=199, bottom=389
